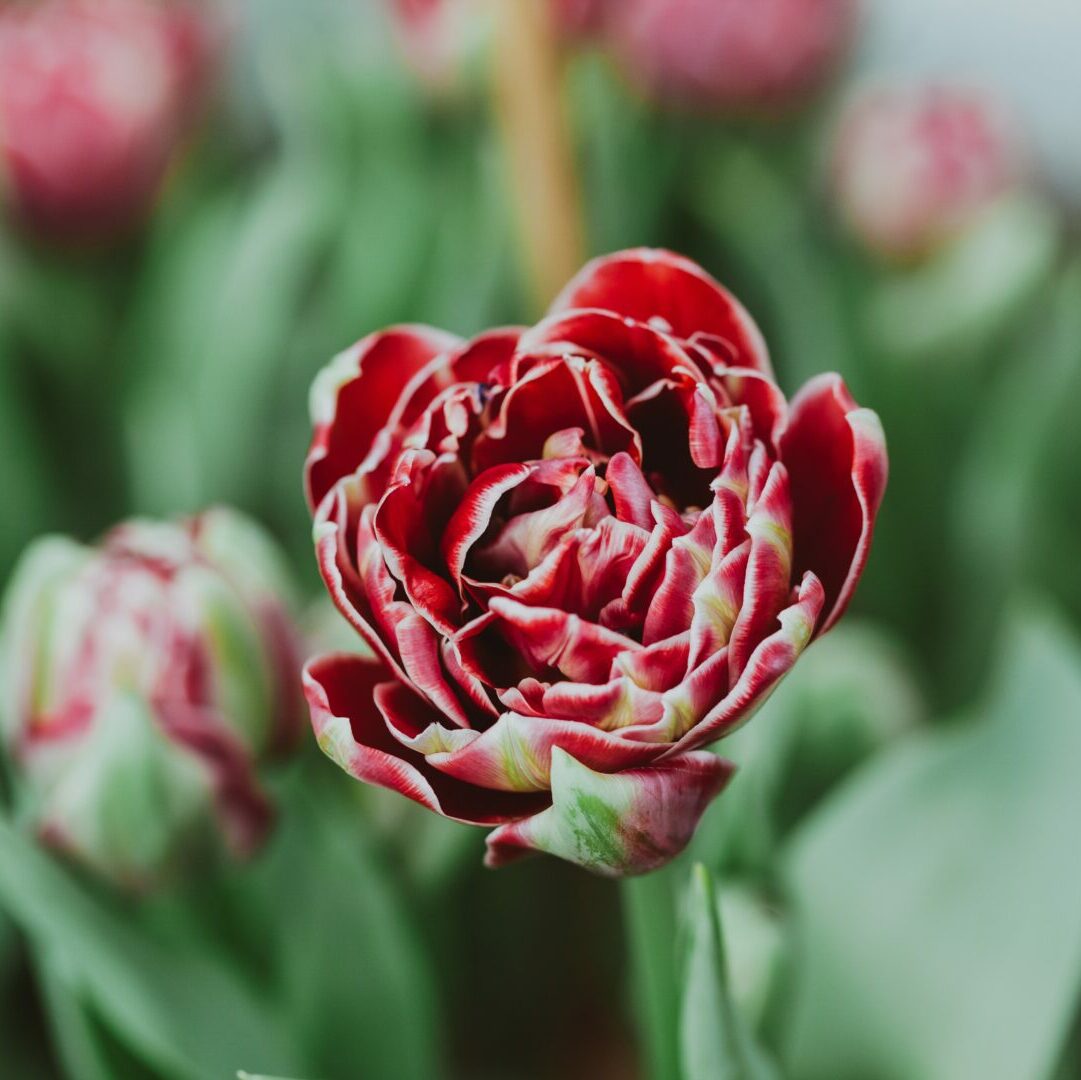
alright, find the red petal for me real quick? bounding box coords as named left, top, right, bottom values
left=486, top=596, right=640, bottom=684
left=306, top=326, right=461, bottom=511
left=548, top=248, right=772, bottom=375
left=403, top=710, right=668, bottom=792
left=373, top=451, right=468, bottom=635
left=668, top=572, right=825, bottom=754
left=305, top=654, right=546, bottom=825
left=780, top=374, right=887, bottom=632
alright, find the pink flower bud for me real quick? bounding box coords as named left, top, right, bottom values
left=0, top=0, right=219, bottom=246
left=610, top=0, right=856, bottom=114
left=0, top=510, right=303, bottom=890
left=830, top=84, right=1023, bottom=262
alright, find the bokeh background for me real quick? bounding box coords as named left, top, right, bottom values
left=1, top=1, right=1080, bottom=1078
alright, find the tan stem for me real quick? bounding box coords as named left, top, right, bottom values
left=490, top=0, right=586, bottom=314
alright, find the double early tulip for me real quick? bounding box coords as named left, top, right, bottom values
left=0, top=0, right=217, bottom=244
left=304, top=249, right=886, bottom=876
left=0, top=510, right=302, bottom=889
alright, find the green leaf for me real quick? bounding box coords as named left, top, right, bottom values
left=244, top=775, right=442, bottom=1080
left=0, top=819, right=301, bottom=1080
left=680, top=864, right=778, bottom=1080
left=783, top=604, right=1081, bottom=1080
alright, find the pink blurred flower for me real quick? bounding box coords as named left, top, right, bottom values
left=303, top=248, right=887, bottom=876
left=610, top=0, right=857, bottom=113
left=0, top=0, right=219, bottom=245
left=831, top=84, right=1023, bottom=261
left=0, top=510, right=304, bottom=889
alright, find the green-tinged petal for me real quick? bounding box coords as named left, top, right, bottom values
left=484, top=747, right=732, bottom=876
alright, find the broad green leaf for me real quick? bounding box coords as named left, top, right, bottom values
left=944, top=262, right=1081, bottom=697
left=243, top=774, right=441, bottom=1080
left=0, top=819, right=301, bottom=1080
left=783, top=604, right=1081, bottom=1080
left=680, top=865, right=778, bottom=1080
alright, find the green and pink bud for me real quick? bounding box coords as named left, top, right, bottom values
left=0, top=509, right=303, bottom=889
left=830, top=83, right=1024, bottom=262
left=304, top=248, right=887, bottom=876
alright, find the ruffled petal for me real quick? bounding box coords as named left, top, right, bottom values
left=780, top=374, right=887, bottom=632
left=306, top=325, right=462, bottom=510
left=668, top=571, right=826, bottom=754
left=304, top=654, right=546, bottom=825
left=548, top=248, right=772, bottom=376
left=398, top=710, right=668, bottom=792
left=484, top=746, right=733, bottom=876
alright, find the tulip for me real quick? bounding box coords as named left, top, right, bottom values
left=610, top=0, right=856, bottom=114
left=830, top=83, right=1023, bottom=262
left=0, top=0, right=218, bottom=245
left=303, top=248, right=887, bottom=876
left=0, top=509, right=302, bottom=889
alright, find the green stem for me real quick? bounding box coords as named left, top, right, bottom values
left=622, top=866, right=683, bottom=1080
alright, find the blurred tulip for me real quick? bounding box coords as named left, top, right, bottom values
left=610, top=0, right=856, bottom=114
left=0, top=0, right=219, bottom=246
left=0, top=509, right=303, bottom=890
left=830, top=83, right=1023, bottom=262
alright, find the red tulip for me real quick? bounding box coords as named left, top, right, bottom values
left=610, top=0, right=856, bottom=114
left=304, top=249, right=886, bottom=875
left=0, top=0, right=218, bottom=245
left=830, top=84, right=1023, bottom=262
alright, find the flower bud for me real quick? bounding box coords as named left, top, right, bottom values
left=610, top=0, right=856, bottom=114
left=0, top=0, right=219, bottom=246
left=830, top=83, right=1023, bottom=262
left=0, top=509, right=303, bottom=890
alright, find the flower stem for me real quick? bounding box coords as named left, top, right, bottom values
left=490, top=0, right=586, bottom=313
left=622, top=867, right=683, bottom=1080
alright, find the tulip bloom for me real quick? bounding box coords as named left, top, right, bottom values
left=0, top=510, right=302, bottom=889
left=610, top=0, right=855, bottom=114
left=0, top=0, right=217, bottom=245
left=304, top=249, right=886, bottom=876
left=830, top=84, right=1023, bottom=262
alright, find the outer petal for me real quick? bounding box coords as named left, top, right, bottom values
left=304, top=654, right=546, bottom=825
left=306, top=325, right=462, bottom=511
left=780, top=374, right=888, bottom=632
left=484, top=746, right=733, bottom=876
left=548, top=248, right=772, bottom=376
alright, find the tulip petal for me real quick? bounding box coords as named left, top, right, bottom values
left=418, top=710, right=668, bottom=792
left=304, top=654, right=547, bottom=825
left=484, top=746, right=733, bottom=876
left=306, top=325, right=462, bottom=510
left=548, top=248, right=772, bottom=376
left=668, top=571, right=825, bottom=754
left=781, top=374, right=887, bottom=632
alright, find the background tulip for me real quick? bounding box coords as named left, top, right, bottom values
left=0, top=0, right=218, bottom=245
left=609, top=0, right=856, bottom=114
left=0, top=509, right=302, bottom=889
left=830, top=83, right=1023, bottom=262
left=303, top=248, right=886, bottom=876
